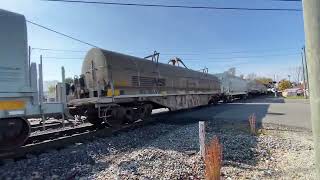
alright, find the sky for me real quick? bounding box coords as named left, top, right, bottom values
left=1, top=0, right=305, bottom=81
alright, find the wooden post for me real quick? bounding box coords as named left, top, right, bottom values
left=199, top=121, right=206, bottom=159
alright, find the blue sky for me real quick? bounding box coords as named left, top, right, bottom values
left=2, top=0, right=304, bottom=81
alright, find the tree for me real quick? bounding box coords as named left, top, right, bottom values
left=48, top=85, right=56, bottom=94
left=226, top=67, right=236, bottom=76
left=255, top=77, right=273, bottom=85
left=246, top=73, right=257, bottom=80
left=289, top=66, right=303, bottom=83
left=294, top=66, right=302, bottom=83
left=65, top=77, right=73, bottom=84
left=278, top=80, right=292, bottom=91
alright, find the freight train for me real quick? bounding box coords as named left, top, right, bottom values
left=66, top=48, right=267, bottom=126
left=67, top=48, right=222, bottom=126
left=0, top=9, right=267, bottom=150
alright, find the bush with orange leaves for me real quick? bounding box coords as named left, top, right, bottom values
left=204, top=136, right=222, bottom=180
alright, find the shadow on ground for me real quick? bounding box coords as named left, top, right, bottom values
left=245, top=96, right=285, bottom=104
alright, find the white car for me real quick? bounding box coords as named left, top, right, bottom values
left=267, top=88, right=276, bottom=93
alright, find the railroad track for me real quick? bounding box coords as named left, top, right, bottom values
left=0, top=97, right=261, bottom=162
left=0, top=98, right=257, bottom=161
left=0, top=110, right=169, bottom=161
left=30, top=119, right=88, bottom=132
left=27, top=123, right=96, bottom=144
left=31, top=121, right=70, bottom=131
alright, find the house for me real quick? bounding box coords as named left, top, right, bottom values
left=282, top=88, right=303, bottom=97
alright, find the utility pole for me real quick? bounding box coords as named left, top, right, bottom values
left=303, top=46, right=310, bottom=96
left=274, top=74, right=277, bottom=97
left=301, top=52, right=307, bottom=98
left=28, top=46, right=31, bottom=86
left=61, top=66, right=66, bottom=128
left=302, top=0, right=320, bottom=177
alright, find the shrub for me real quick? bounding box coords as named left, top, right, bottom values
left=205, top=136, right=222, bottom=180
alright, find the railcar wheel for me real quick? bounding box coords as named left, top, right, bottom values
left=68, top=106, right=80, bottom=116
left=140, top=104, right=152, bottom=120
left=85, top=108, right=103, bottom=126
left=224, top=96, right=232, bottom=103
left=241, top=94, right=248, bottom=102
left=0, top=118, right=30, bottom=151
left=210, top=99, right=219, bottom=105
left=142, top=104, right=153, bottom=119
left=109, top=107, right=125, bottom=127
left=124, top=108, right=135, bottom=123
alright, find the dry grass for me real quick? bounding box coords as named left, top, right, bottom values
left=204, top=136, right=222, bottom=180
left=249, top=113, right=257, bottom=135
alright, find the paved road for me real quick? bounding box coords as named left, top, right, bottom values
left=159, top=96, right=311, bottom=130
left=262, top=98, right=311, bottom=129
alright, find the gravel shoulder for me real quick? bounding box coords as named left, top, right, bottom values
left=0, top=106, right=315, bottom=179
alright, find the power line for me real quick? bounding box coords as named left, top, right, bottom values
left=42, top=0, right=302, bottom=12
left=183, top=53, right=299, bottom=61
left=271, top=0, right=301, bottom=1
left=42, top=57, right=83, bottom=59
left=32, top=47, right=299, bottom=55
left=162, top=48, right=299, bottom=56
left=39, top=52, right=299, bottom=61
left=32, top=47, right=87, bottom=52
left=26, top=20, right=99, bottom=48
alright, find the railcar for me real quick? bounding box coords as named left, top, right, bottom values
left=247, top=80, right=268, bottom=95
left=0, top=9, right=65, bottom=150
left=214, top=72, right=248, bottom=102
left=68, top=48, right=222, bottom=126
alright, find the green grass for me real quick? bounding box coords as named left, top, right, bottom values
left=284, top=96, right=306, bottom=99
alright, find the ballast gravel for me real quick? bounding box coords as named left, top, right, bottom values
left=0, top=115, right=315, bottom=179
